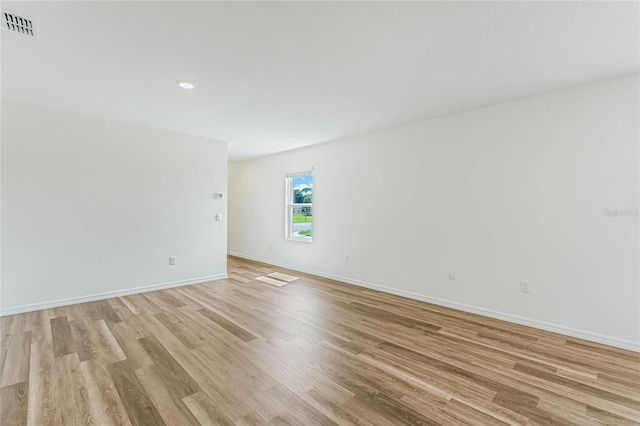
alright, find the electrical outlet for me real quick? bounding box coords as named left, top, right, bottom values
left=521, top=280, right=531, bottom=293
left=449, top=270, right=456, bottom=280
left=169, top=256, right=176, bottom=266
left=344, top=255, right=350, bottom=263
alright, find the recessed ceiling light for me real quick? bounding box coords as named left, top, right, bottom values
left=177, top=80, right=196, bottom=90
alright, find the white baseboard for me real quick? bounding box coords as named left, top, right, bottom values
left=0, top=273, right=228, bottom=316
left=229, top=251, right=640, bottom=352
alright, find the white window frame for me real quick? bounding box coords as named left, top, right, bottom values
left=285, top=170, right=313, bottom=242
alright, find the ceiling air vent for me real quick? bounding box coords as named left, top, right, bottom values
left=2, top=11, right=36, bottom=37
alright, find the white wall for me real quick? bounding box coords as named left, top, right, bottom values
left=1, top=101, right=228, bottom=313
left=229, top=74, right=640, bottom=350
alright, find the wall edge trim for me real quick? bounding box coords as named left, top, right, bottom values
left=0, top=273, right=229, bottom=316
left=228, top=251, right=639, bottom=352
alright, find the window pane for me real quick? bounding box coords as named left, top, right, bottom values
left=292, top=206, right=312, bottom=238
left=292, top=175, right=313, bottom=204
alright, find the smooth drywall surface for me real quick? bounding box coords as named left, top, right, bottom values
left=229, top=74, right=640, bottom=349
left=1, top=102, right=228, bottom=312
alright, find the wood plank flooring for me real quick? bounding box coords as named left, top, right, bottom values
left=1, top=256, right=639, bottom=425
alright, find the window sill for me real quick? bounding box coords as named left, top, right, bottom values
left=286, top=236, right=313, bottom=243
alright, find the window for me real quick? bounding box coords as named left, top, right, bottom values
left=285, top=171, right=313, bottom=242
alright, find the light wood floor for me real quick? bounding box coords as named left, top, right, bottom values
left=1, top=256, right=639, bottom=425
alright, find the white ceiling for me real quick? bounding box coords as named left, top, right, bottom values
left=2, top=1, right=638, bottom=162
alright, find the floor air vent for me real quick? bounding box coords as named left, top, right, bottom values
left=3, top=11, right=36, bottom=37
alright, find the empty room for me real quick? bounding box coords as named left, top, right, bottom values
left=1, top=1, right=638, bottom=425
